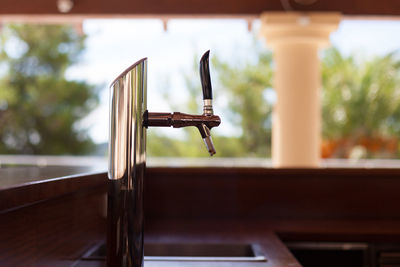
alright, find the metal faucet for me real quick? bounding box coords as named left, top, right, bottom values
left=107, top=51, right=220, bottom=267
left=144, top=51, right=220, bottom=155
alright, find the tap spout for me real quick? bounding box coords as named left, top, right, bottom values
left=197, top=123, right=216, bottom=156
left=143, top=111, right=221, bottom=156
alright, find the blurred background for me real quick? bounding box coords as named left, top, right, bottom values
left=1, top=19, right=400, bottom=164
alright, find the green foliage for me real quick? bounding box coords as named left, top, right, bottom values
left=0, top=24, right=98, bottom=155
left=212, top=51, right=273, bottom=157
left=322, top=48, right=400, bottom=138
left=322, top=48, right=400, bottom=158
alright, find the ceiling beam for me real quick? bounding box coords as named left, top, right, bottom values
left=0, top=0, right=400, bottom=18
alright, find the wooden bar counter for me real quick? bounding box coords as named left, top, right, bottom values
left=1, top=166, right=400, bottom=266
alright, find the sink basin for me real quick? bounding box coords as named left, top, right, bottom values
left=82, top=243, right=267, bottom=262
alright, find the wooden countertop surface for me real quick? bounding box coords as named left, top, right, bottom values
left=72, top=219, right=299, bottom=267
left=0, top=166, right=106, bottom=211
left=2, top=166, right=400, bottom=266
left=72, top=218, right=400, bottom=266
left=0, top=166, right=102, bottom=190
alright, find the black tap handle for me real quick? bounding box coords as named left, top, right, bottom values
left=199, top=50, right=212, bottom=100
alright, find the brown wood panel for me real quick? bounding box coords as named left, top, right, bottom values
left=0, top=167, right=107, bottom=212
left=144, top=167, right=400, bottom=220
left=3, top=167, right=400, bottom=266
left=3, top=167, right=400, bottom=222
left=0, top=187, right=106, bottom=267
left=1, top=0, right=400, bottom=16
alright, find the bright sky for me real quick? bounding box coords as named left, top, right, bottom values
left=67, top=19, right=400, bottom=144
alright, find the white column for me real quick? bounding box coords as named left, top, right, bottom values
left=260, top=12, right=340, bottom=167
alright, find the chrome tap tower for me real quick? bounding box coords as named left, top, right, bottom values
left=108, top=51, right=220, bottom=266
left=108, top=58, right=147, bottom=267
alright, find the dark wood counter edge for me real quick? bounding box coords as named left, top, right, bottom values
left=0, top=171, right=107, bottom=212
left=1, top=170, right=106, bottom=191
left=145, top=167, right=400, bottom=220
left=147, top=166, right=400, bottom=176
left=3, top=166, right=400, bottom=215
left=146, top=218, right=400, bottom=240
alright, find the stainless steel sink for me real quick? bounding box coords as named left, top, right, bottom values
left=82, top=243, right=267, bottom=262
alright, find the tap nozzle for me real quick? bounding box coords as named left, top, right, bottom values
left=198, top=123, right=216, bottom=156
left=203, top=136, right=216, bottom=156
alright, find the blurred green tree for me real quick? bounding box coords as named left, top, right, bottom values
left=321, top=48, right=400, bottom=159
left=212, top=51, right=274, bottom=157
left=0, top=24, right=98, bottom=154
